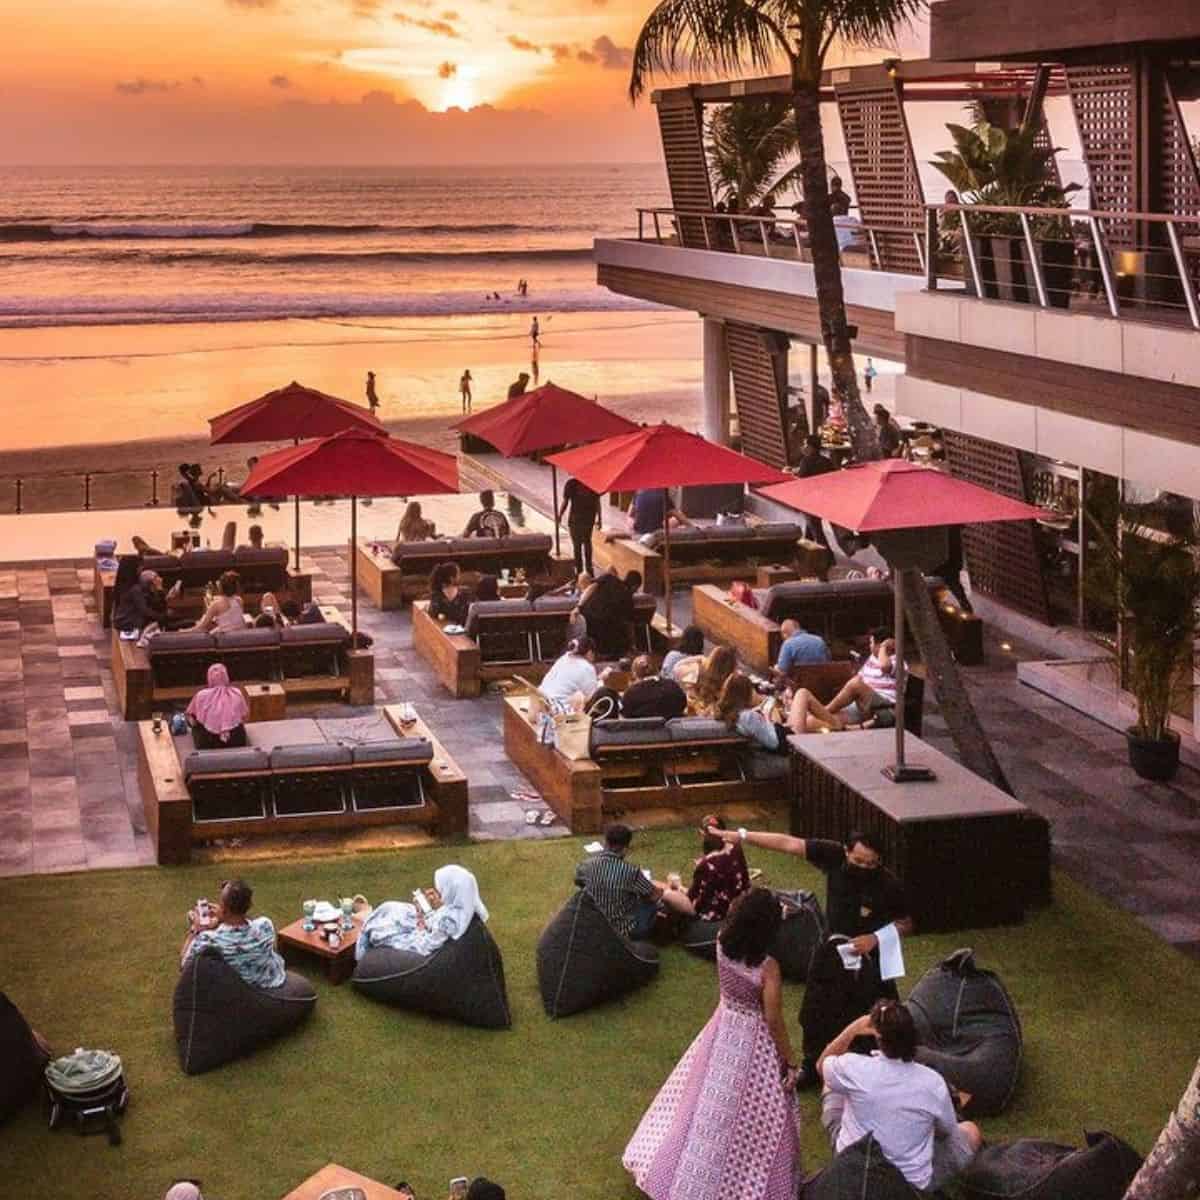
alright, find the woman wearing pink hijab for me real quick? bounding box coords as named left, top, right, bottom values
left=186, top=664, right=249, bottom=749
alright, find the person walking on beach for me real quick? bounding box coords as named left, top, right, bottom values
left=530, top=316, right=540, bottom=349
left=366, top=371, right=380, bottom=415
left=459, top=369, right=473, bottom=413
left=623, top=888, right=801, bottom=1199
left=864, top=357, right=877, bottom=394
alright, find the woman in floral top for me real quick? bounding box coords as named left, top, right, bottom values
left=688, top=816, right=751, bottom=922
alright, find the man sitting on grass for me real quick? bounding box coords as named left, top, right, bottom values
left=819, top=999, right=981, bottom=1191
left=575, top=824, right=690, bottom=939
left=180, top=878, right=286, bottom=990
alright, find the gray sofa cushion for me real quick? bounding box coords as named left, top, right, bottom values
left=269, top=743, right=353, bottom=770
left=142, top=554, right=182, bottom=574
left=232, top=547, right=289, bottom=568
left=184, top=747, right=270, bottom=778
left=802, top=1133, right=918, bottom=1200
left=214, top=627, right=280, bottom=650
left=906, top=948, right=1022, bottom=1118
left=532, top=595, right=578, bottom=614
left=449, top=537, right=495, bottom=554
left=753, top=522, right=804, bottom=540
left=352, top=738, right=433, bottom=764
left=280, top=623, right=347, bottom=645
left=352, top=917, right=511, bottom=1030
left=536, top=891, right=659, bottom=1018
left=505, top=533, right=552, bottom=552
left=393, top=539, right=450, bottom=562
left=179, top=549, right=236, bottom=572
left=148, top=630, right=215, bottom=655
left=0, top=991, right=49, bottom=1124
left=763, top=578, right=893, bottom=622
left=173, top=949, right=316, bottom=1075
left=465, top=598, right=531, bottom=636
left=591, top=717, right=668, bottom=749
left=666, top=717, right=733, bottom=742
left=957, top=1131, right=1142, bottom=1200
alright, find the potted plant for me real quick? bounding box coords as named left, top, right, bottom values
left=1086, top=500, right=1200, bottom=782
left=931, top=114, right=1079, bottom=306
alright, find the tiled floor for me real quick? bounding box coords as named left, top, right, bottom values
left=1, top=553, right=1198, bottom=961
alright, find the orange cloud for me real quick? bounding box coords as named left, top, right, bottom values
left=394, top=12, right=461, bottom=37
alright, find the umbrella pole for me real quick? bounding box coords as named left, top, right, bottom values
left=351, top=495, right=358, bottom=640
left=883, top=566, right=934, bottom=783
left=293, top=438, right=301, bottom=574
left=551, top=464, right=560, bottom=558
left=662, top=488, right=672, bottom=638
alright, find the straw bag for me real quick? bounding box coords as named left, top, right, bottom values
left=555, top=713, right=592, bottom=760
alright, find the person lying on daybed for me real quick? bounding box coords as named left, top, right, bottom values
left=717, top=672, right=791, bottom=754
left=180, top=878, right=286, bottom=990
left=186, top=664, right=249, bottom=748
left=356, top=865, right=489, bottom=962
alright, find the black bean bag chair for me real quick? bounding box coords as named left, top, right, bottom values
left=352, top=917, right=511, bottom=1030
left=680, top=890, right=827, bottom=983
left=537, top=891, right=659, bottom=1018
left=905, top=947, right=1022, bottom=1118
left=174, top=949, right=317, bottom=1075
left=0, top=992, right=49, bottom=1124
left=957, top=1131, right=1142, bottom=1200
left=803, top=1133, right=938, bottom=1199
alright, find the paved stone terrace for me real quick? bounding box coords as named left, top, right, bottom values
left=0, top=553, right=1197, bottom=961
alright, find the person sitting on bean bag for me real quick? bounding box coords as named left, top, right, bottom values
left=186, top=663, right=249, bottom=749
left=180, top=878, right=286, bottom=990
left=688, top=815, right=751, bottom=922
left=356, top=865, right=489, bottom=962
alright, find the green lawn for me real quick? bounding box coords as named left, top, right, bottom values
left=2, top=832, right=1196, bottom=1199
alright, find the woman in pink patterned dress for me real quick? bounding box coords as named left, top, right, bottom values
left=623, top=888, right=801, bottom=1200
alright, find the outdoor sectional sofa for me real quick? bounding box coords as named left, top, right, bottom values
left=136, top=706, right=468, bottom=864
left=413, top=591, right=664, bottom=698
left=112, top=608, right=373, bottom=720
left=96, top=547, right=312, bottom=628
left=692, top=576, right=969, bottom=673
left=503, top=700, right=790, bottom=833
left=593, top=521, right=808, bottom=595
left=353, top=533, right=574, bottom=610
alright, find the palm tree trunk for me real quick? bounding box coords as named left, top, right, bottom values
left=791, top=81, right=876, bottom=461
left=1125, top=1055, right=1200, bottom=1199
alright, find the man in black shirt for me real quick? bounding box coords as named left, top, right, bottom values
left=462, top=490, right=511, bottom=539
left=714, top=825, right=912, bottom=1087
left=556, top=475, right=600, bottom=575
left=112, top=569, right=171, bottom=635
left=620, top=655, right=687, bottom=720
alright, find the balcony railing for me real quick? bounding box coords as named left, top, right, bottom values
left=924, top=203, right=1200, bottom=330
left=635, top=207, right=929, bottom=273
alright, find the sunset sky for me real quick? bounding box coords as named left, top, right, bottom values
left=2, top=0, right=929, bottom=164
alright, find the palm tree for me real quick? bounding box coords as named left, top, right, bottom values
left=706, top=97, right=802, bottom=207
left=629, top=0, right=925, bottom=460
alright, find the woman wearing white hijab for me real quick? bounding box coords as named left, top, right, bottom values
left=356, top=865, right=489, bottom=962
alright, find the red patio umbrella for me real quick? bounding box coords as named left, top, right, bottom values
left=760, top=460, right=1043, bottom=780
left=455, top=382, right=638, bottom=556
left=209, top=381, right=386, bottom=572
left=241, top=428, right=459, bottom=637
left=548, top=423, right=790, bottom=631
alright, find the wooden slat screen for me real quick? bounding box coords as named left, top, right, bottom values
left=654, top=91, right=714, bottom=250
left=725, top=322, right=791, bottom=468
left=1066, top=63, right=1138, bottom=246
left=943, top=431, right=1051, bottom=624
left=834, top=81, right=924, bottom=274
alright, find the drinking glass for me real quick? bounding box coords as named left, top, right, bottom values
left=341, top=897, right=354, bottom=931
left=302, top=900, right=316, bottom=932
left=151, top=711, right=163, bottom=735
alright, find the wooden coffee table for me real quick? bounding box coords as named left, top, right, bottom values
left=282, top=1161, right=408, bottom=1199
left=277, top=913, right=363, bottom=985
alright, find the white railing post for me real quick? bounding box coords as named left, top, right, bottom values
left=1088, top=215, right=1120, bottom=318
left=652, top=211, right=662, bottom=244
left=867, top=228, right=881, bottom=268
left=760, top=219, right=770, bottom=258
left=730, top=217, right=740, bottom=254
left=1019, top=212, right=1049, bottom=308
left=912, top=230, right=927, bottom=276
left=1165, top=218, right=1200, bottom=330
left=960, top=210, right=985, bottom=298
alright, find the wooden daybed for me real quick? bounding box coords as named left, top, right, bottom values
left=502, top=697, right=789, bottom=833
left=137, top=704, right=468, bottom=865
left=353, top=535, right=574, bottom=610
left=112, top=605, right=373, bottom=720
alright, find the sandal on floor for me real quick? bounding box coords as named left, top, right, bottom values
left=539, top=810, right=557, bottom=826
left=524, top=809, right=539, bottom=825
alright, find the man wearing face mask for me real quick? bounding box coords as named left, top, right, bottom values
left=713, top=826, right=911, bottom=1088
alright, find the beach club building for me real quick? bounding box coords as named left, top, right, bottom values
left=594, top=2, right=1200, bottom=684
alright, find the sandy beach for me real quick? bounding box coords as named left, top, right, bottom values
left=0, top=308, right=704, bottom=511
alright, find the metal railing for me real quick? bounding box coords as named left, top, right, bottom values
left=0, top=465, right=241, bottom=516
left=635, top=206, right=929, bottom=273
left=924, top=203, right=1200, bottom=330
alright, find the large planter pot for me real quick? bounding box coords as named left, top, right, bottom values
left=1126, top=728, right=1180, bottom=782
left=979, top=235, right=1075, bottom=306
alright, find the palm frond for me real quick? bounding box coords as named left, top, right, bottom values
left=629, top=0, right=785, bottom=101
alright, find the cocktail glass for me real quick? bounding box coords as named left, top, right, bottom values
left=302, top=900, right=316, bottom=932
left=341, top=897, right=354, bottom=931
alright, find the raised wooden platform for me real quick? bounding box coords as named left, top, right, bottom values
left=112, top=605, right=374, bottom=720
left=137, top=705, right=467, bottom=865
left=502, top=695, right=786, bottom=834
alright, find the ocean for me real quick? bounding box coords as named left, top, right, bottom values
left=0, top=163, right=669, bottom=327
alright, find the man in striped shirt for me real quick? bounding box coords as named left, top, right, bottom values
left=180, top=878, right=286, bottom=991
left=575, top=824, right=689, bottom=939
left=824, top=627, right=901, bottom=729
